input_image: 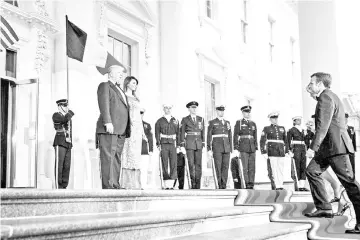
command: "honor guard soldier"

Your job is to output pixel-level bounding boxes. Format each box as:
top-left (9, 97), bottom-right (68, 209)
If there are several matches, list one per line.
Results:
top-left (155, 104), bottom-right (179, 189)
top-left (180, 101), bottom-right (205, 189)
top-left (140, 108), bottom-right (153, 189)
top-left (207, 105), bottom-right (232, 189)
top-left (233, 105), bottom-right (258, 189)
top-left (260, 111), bottom-right (289, 190)
top-left (346, 113), bottom-right (357, 174)
top-left (287, 116), bottom-right (309, 191)
top-left (52, 99), bottom-right (74, 189)
top-left (304, 115), bottom-right (315, 150)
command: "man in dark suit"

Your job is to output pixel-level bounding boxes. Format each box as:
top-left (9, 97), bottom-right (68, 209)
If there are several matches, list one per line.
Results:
top-left (345, 113), bottom-right (357, 174)
top-left (96, 64), bottom-right (130, 189)
top-left (52, 99), bottom-right (74, 189)
top-left (304, 72), bottom-right (360, 234)
top-left (180, 101), bottom-right (205, 189)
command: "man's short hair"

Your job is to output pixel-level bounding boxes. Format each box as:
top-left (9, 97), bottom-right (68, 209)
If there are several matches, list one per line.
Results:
top-left (310, 72), bottom-right (332, 88)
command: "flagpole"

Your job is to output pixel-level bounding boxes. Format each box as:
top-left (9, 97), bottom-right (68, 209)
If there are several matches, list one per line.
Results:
top-left (66, 15), bottom-right (69, 102)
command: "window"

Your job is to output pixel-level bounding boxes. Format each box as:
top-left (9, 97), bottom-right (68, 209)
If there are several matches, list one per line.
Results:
top-left (4, 0), bottom-right (18, 7)
top-left (268, 18), bottom-right (275, 63)
top-left (290, 38), bottom-right (295, 76)
top-left (5, 49), bottom-right (16, 78)
top-left (206, 0), bottom-right (213, 19)
top-left (107, 36), bottom-right (131, 75)
top-left (204, 80), bottom-right (216, 124)
top-left (241, 0), bottom-right (248, 43)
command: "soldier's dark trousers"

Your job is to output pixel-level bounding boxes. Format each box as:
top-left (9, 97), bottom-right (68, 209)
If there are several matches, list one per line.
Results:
top-left (213, 151), bottom-right (230, 189)
top-left (293, 145), bottom-right (307, 180)
top-left (176, 166), bottom-right (185, 189)
top-left (186, 149), bottom-right (202, 189)
top-left (98, 134), bottom-right (125, 189)
top-left (350, 153), bottom-right (355, 174)
top-left (306, 154), bottom-right (360, 222)
top-left (54, 146), bottom-right (71, 189)
top-left (234, 181), bottom-right (242, 189)
top-left (161, 143), bottom-right (177, 180)
top-left (240, 152), bottom-right (256, 188)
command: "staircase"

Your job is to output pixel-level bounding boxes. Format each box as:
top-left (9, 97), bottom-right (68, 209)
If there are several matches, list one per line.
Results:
top-left (0, 188), bottom-right (356, 239)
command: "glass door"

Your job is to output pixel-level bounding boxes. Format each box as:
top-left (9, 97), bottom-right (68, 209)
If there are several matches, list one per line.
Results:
top-left (7, 78), bottom-right (39, 188)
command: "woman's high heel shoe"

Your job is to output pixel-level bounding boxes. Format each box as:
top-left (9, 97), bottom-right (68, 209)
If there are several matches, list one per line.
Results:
top-left (333, 203), bottom-right (351, 216)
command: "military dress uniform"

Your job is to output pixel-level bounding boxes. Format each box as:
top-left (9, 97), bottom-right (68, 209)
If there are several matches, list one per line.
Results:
top-left (207, 107), bottom-right (232, 189)
top-left (260, 112), bottom-right (289, 190)
top-left (346, 113), bottom-right (357, 174)
top-left (52, 99), bottom-right (74, 189)
top-left (155, 115), bottom-right (179, 188)
top-left (233, 106), bottom-right (258, 189)
top-left (180, 101), bottom-right (205, 189)
top-left (287, 118), bottom-right (307, 191)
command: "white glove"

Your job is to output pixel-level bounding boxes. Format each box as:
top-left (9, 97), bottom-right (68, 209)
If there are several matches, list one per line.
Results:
top-left (176, 147), bottom-right (180, 154)
top-left (306, 149), bottom-right (315, 158)
top-left (233, 150), bottom-right (239, 157)
top-left (288, 151), bottom-right (294, 158)
top-left (262, 154), bottom-right (269, 159)
top-left (181, 147), bottom-right (186, 154)
top-left (234, 178), bottom-right (239, 183)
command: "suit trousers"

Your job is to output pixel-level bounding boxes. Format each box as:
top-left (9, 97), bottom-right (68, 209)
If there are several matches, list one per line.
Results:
top-left (161, 143), bottom-right (177, 180)
top-left (213, 151), bottom-right (230, 189)
top-left (306, 154), bottom-right (360, 222)
top-left (240, 152), bottom-right (256, 188)
top-left (54, 146), bottom-right (71, 189)
top-left (267, 156), bottom-right (285, 189)
top-left (98, 134), bottom-right (125, 189)
top-left (186, 149), bottom-right (202, 189)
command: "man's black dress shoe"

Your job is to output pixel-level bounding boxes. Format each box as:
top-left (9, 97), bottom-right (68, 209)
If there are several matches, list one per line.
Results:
top-left (276, 188), bottom-right (284, 190)
top-left (301, 188), bottom-right (310, 192)
top-left (304, 209), bottom-right (333, 218)
top-left (345, 224), bottom-right (360, 234)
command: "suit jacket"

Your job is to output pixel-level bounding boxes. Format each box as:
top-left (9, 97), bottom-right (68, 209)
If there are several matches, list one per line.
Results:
top-left (207, 118), bottom-right (232, 152)
top-left (310, 89), bottom-right (354, 158)
top-left (180, 115), bottom-right (205, 150)
top-left (96, 81), bottom-right (130, 137)
top-left (347, 126), bottom-right (357, 152)
top-left (141, 121), bottom-right (153, 155)
top-left (233, 119), bottom-right (258, 153)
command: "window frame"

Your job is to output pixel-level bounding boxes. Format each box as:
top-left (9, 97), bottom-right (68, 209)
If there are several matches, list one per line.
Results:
top-left (107, 35), bottom-right (132, 76)
top-left (240, 0), bottom-right (248, 44)
top-left (5, 49), bottom-right (17, 78)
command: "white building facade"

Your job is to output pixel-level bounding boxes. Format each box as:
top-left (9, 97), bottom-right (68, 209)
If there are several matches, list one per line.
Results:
top-left (0, 0), bottom-right (326, 189)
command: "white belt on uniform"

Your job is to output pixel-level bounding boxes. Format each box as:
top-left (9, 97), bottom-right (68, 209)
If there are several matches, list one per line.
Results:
top-left (160, 133), bottom-right (176, 139)
top-left (266, 139), bottom-right (284, 144)
top-left (212, 134), bottom-right (228, 139)
top-left (291, 140), bottom-right (305, 145)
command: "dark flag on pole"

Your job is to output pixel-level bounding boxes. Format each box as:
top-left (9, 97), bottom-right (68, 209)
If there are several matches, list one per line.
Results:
top-left (65, 16), bottom-right (125, 75)
top-left (66, 16), bottom-right (87, 62)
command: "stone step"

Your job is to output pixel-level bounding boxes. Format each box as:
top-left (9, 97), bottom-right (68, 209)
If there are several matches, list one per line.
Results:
top-left (0, 206), bottom-right (273, 240)
top-left (0, 189), bottom-right (238, 218)
top-left (167, 222), bottom-right (311, 240)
